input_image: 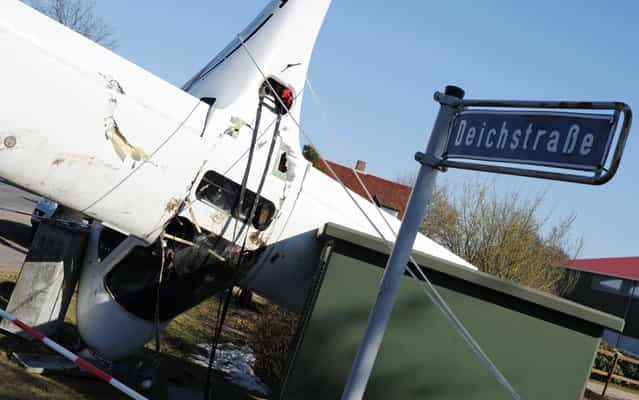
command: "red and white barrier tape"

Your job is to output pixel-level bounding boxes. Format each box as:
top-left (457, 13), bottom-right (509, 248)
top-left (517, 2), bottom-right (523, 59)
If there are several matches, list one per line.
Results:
top-left (0, 308), bottom-right (149, 400)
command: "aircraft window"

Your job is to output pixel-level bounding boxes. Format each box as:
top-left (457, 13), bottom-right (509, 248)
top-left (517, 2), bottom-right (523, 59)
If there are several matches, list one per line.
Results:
top-left (197, 180), bottom-right (236, 211)
top-left (278, 152), bottom-right (288, 173)
top-left (253, 202), bottom-right (276, 231)
top-left (196, 170), bottom-right (276, 230)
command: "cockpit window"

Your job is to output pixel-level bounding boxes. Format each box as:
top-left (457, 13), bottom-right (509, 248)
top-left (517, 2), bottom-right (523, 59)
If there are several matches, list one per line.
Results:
top-left (196, 170), bottom-right (276, 231)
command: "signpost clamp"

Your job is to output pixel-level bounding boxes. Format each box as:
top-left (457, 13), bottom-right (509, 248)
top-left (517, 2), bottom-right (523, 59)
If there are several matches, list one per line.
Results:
top-left (414, 151), bottom-right (444, 170)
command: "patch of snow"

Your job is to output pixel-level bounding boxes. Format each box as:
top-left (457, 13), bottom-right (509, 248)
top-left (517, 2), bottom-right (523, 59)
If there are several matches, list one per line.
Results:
top-left (190, 343), bottom-right (270, 396)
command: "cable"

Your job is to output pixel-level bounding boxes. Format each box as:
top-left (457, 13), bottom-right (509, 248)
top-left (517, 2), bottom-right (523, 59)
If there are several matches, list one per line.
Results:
top-left (221, 86), bottom-right (305, 177)
top-left (206, 216), bottom-right (254, 400)
top-left (81, 100), bottom-right (203, 213)
top-left (153, 233), bottom-right (166, 357)
top-left (211, 87), bottom-right (306, 253)
top-left (0, 206), bottom-right (32, 216)
top-left (246, 114), bottom-right (283, 229)
top-left (351, 170), bottom-right (522, 400)
top-left (204, 84), bottom-right (286, 399)
top-left (205, 286), bottom-right (234, 400)
top-left (233, 97), bottom-right (265, 220)
top-left (238, 36), bottom-right (521, 400)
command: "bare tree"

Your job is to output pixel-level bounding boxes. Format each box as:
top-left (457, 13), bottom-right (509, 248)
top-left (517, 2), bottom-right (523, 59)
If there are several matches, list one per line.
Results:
top-left (417, 178), bottom-right (582, 295)
top-left (23, 0), bottom-right (117, 48)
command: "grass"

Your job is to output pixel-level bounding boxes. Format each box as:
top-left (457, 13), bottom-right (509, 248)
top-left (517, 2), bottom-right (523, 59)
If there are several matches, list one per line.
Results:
top-left (0, 271), bottom-right (17, 284)
top-left (0, 271), bottom-right (133, 399)
top-left (0, 272), bottom-right (277, 400)
top-left (0, 359), bottom-right (99, 400)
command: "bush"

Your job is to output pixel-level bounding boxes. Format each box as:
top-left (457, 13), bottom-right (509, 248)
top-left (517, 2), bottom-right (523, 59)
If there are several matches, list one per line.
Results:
top-left (593, 343), bottom-right (639, 391)
top-left (302, 144), bottom-right (323, 170)
top-left (419, 179), bottom-right (582, 295)
top-left (593, 345), bottom-right (622, 380)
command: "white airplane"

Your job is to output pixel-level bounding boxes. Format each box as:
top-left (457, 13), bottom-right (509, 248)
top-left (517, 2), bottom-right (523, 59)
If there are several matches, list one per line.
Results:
top-left (0, 0), bottom-right (475, 360)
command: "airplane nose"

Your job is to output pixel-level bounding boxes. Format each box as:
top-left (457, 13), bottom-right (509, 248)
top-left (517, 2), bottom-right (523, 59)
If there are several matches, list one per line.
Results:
top-left (77, 277), bottom-right (162, 360)
top-left (75, 223), bottom-right (240, 360)
top-left (76, 226), bottom-right (163, 360)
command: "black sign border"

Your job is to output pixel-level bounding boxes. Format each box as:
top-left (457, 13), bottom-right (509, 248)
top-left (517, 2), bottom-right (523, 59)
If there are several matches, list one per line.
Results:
top-left (444, 110), bottom-right (617, 172)
top-left (426, 97), bottom-right (632, 185)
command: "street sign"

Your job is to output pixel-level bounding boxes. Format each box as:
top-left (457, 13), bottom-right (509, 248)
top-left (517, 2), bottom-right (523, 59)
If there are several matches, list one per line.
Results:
top-left (446, 110), bottom-right (616, 172)
top-left (345, 87), bottom-right (632, 400)
top-left (426, 97), bottom-right (632, 185)
top-left (343, 86), bottom-right (524, 400)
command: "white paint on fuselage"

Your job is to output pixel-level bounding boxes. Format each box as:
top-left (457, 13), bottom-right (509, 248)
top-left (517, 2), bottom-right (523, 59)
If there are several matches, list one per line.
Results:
top-left (1, 0), bottom-right (478, 359)
top-left (0, 0), bottom-right (474, 285)
top-left (0, 1), bottom-right (211, 241)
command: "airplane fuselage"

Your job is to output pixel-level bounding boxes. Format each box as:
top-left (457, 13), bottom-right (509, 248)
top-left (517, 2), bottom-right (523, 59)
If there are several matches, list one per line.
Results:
top-left (0, 0), bottom-right (475, 359)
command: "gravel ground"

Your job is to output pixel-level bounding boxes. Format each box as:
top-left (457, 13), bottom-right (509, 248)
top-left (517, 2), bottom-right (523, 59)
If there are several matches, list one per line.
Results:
top-left (587, 380), bottom-right (639, 400)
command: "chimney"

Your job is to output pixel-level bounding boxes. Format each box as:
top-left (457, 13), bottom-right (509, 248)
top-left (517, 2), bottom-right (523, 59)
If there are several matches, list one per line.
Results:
top-left (355, 160), bottom-right (366, 172)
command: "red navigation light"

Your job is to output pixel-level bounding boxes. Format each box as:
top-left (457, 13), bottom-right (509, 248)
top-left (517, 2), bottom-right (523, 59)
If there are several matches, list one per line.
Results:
top-left (262, 77), bottom-right (294, 115)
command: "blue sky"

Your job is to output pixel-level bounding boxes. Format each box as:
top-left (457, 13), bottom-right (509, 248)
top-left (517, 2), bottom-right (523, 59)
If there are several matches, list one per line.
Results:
top-left (92, 1), bottom-right (639, 258)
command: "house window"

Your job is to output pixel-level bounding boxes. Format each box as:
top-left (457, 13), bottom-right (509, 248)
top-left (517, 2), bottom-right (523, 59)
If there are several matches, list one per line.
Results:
top-left (590, 276), bottom-right (625, 295)
top-left (371, 195), bottom-right (399, 217)
top-left (381, 206), bottom-right (399, 218)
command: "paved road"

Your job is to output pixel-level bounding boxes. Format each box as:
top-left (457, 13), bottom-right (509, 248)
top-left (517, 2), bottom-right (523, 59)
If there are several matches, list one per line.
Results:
top-left (0, 180), bottom-right (39, 272)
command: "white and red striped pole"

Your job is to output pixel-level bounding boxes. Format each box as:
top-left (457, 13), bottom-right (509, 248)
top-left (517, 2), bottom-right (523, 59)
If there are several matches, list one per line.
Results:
top-left (0, 308), bottom-right (149, 400)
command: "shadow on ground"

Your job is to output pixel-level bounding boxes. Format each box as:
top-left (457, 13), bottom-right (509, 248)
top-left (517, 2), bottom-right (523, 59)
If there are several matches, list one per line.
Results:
top-left (584, 388), bottom-right (605, 399)
top-left (0, 219), bottom-right (32, 252)
top-left (0, 270), bottom-right (270, 399)
top-left (0, 329), bottom-right (254, 400)
top-left (0, 281), bottom-right (16, 308)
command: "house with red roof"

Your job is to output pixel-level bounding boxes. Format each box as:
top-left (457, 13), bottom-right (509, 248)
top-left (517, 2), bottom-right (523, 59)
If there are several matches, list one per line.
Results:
top-left (319, 160), bottom-right (412, 219)
top-left (562, 257), bottom-right (639, 356)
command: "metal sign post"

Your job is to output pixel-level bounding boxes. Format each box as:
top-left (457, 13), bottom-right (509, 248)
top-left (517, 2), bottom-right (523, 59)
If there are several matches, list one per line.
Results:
top-left (341, 86), bottom-right (465, 400)
top-left (341, 86), bottom-right (632, 400)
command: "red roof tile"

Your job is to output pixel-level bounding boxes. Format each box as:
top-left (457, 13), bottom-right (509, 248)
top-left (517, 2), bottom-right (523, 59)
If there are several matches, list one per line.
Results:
top-left (564, 257), bottom-right (639, 281)
top-left (319, 160), bottom-right (412, 219)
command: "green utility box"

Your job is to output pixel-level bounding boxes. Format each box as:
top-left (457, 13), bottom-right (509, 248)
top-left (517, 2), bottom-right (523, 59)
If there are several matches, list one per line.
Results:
top-left (280, 223), bottom-right (624, 400)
